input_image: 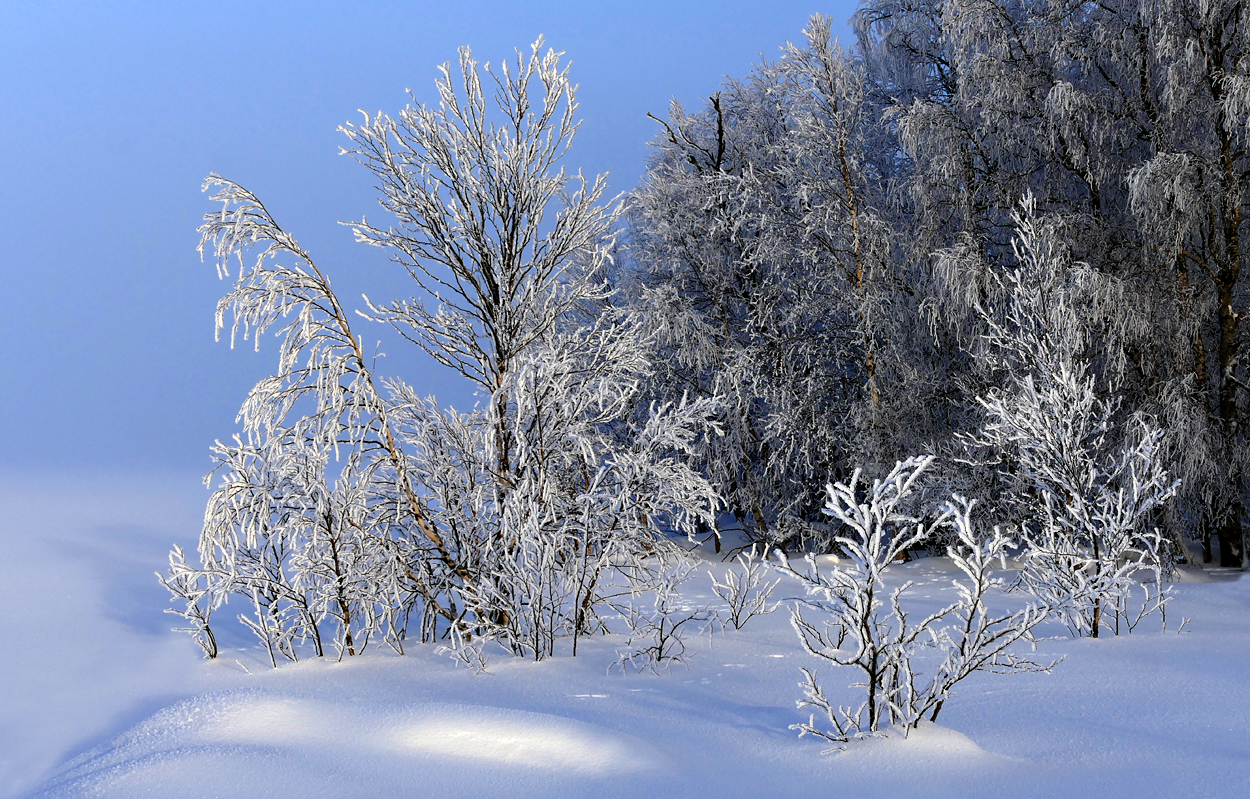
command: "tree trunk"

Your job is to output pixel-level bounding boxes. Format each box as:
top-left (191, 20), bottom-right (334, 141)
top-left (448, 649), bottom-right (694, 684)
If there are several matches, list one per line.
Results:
top-left (1214, 252), bottom-right (1243, 567)
top-left (1209, 43), bottom-right (1245, 566)
top-left (1216, 504), bottom-right (1245, 567)
top-left (1215, 276), bottom-right (1244, 566)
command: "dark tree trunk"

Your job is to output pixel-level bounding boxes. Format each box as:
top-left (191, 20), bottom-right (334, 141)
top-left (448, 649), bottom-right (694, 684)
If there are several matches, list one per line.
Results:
top-left (1215, 260), bottom-right (1243, 567)
top-left (1216, 504), bottom-right (1245, 567)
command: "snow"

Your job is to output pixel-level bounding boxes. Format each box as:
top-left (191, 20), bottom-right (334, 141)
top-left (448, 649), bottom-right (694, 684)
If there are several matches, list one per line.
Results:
top-left (4, 474), bottom-right (1250, 798)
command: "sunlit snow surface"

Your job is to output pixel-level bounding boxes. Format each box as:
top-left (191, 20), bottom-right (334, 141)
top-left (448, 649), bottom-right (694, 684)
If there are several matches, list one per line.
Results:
top-left (4, 473), bottom-right (1250, 798)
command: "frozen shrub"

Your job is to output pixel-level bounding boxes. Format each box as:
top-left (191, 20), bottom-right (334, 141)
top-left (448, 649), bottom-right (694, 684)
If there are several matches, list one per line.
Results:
top-left (711, 547), bottom-right (781, 630)
top-left (612, 559), bottom-right (719, 674)
top-left (777, 457), bottom-right (1054, 750)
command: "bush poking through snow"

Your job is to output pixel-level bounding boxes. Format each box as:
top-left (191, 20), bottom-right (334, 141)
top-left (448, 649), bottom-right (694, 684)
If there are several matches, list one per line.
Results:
top-left (612, 560), bottom-right (719, 674)
top-left (157, 545), bottom-right (218, 659)
top-left (435, 625), bottom-right (491, 674)
top-left (711, 547), bottom-right (781, 630)
top-left (777, 457), bottom-right (1055, 751)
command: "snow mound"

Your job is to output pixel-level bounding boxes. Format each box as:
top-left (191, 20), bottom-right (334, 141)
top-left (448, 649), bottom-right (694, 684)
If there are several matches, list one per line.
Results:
top-left (842, 723), bottom-right (1019, 767)
top-left (197, 694), bottom-right (666, 774)
top-left (392, 713), bottom-right (663, 773)
top-left (35, 691), bottom-right (668, 798)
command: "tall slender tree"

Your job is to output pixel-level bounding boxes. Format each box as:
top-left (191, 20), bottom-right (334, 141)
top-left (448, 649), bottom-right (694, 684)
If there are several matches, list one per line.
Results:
top-left (624, 17), bottom-right (932, 551)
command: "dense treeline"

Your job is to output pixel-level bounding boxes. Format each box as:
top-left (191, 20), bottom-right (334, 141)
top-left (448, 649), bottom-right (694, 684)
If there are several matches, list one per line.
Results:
top-left (628, 2), bottom-right (1248, 566)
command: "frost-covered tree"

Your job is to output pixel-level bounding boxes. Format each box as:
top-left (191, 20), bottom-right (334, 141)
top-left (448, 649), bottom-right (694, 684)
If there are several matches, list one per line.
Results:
top-left (1125, 0), bottom-right (1250, 566)
top-left (624, 16), bottom-right (932, 551)
top-left (950, 201), bottom-right (1179, 637)
top-left (161, 39), bottom-right (720, 665)
top-left (855, 0), bottom-right (1146, 282)
top-left (625, 56), bottom-right (799, 549)
top-left (160, 178), bottom-right (419, 664)
top-left (340, 40), bottom-right (721, 660)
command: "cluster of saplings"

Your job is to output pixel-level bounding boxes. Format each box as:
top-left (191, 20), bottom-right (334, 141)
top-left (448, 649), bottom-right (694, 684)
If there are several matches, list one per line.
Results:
top-left (161, 2), bottom-right (1247, 746)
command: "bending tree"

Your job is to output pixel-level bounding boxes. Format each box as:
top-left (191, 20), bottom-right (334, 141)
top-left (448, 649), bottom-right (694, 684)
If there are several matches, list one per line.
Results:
top-left (161, 39), bottom-right (719, 664)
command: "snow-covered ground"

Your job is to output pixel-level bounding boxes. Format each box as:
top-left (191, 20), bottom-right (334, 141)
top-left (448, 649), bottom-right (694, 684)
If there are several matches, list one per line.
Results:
top-left (4, 473), bottom-right (1249, 798)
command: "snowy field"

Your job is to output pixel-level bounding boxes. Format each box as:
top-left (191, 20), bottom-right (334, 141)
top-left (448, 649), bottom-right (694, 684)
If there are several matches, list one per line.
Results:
top-left (3, 472), bottom-right (1249, 799)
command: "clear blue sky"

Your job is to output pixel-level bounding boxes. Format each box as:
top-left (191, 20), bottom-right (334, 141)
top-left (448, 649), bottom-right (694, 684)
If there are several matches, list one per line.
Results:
top-left (0, 0), bottom-right (857, 473)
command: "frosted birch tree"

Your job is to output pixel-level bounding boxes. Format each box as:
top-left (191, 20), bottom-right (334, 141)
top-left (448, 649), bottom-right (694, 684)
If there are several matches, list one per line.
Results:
top-left (624, 16), bottom-right (930, 552)
top-left (625, 59), bottom-right (797, 549)
top-left (948, 201), bottom-right (1179, 637)
top-left (161, 39), bottom-right (721, 665)
top-left (1125, 0), bottom-right (1250, 566)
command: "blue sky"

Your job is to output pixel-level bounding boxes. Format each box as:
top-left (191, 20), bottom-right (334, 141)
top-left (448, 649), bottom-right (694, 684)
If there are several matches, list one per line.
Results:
top-left (0, 1), bottom-right (856, 473)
